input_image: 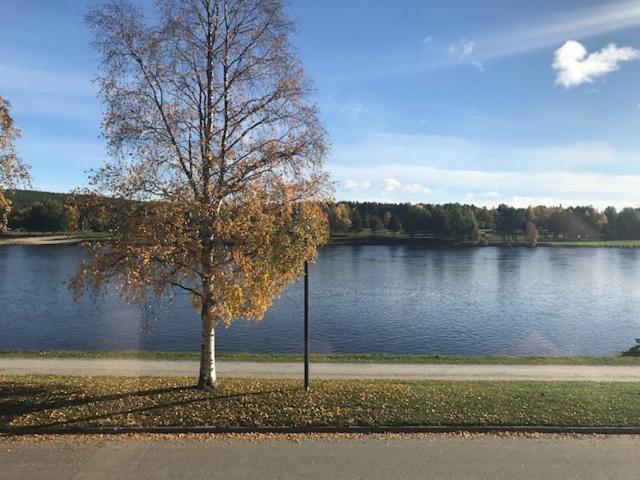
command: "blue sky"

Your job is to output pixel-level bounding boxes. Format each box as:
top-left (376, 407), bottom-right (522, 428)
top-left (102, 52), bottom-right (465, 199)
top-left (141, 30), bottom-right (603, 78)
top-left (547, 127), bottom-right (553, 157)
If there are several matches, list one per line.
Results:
top-left (2, 0), bottom-right (640, 208)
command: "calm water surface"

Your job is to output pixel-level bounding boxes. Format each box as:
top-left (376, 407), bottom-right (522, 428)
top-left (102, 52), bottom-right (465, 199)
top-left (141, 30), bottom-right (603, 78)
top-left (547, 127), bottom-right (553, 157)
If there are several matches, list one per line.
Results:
top-left (1, 245), bottom-right (640, 355)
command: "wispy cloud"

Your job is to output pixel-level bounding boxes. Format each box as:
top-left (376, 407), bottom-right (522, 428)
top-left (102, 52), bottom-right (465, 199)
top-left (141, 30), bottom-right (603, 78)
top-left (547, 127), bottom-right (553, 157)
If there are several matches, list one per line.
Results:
top-left (0, 63), bottom-right (99, 121)
top-left (332, 162), bottom-right (640, 207)
top-left (479, 0), bottom-right (640, 60)
top-left (479, 191), bottom-right (501, 198)
top-left (448, 38), bottom-right (484, 71)
top-left (0, 64), bottom-right (95, 98)
top-left (470, 60), bottom-right (485, 72)
top-left (329, 132), bottom-right (640, 207)
top-left (332, 132), bottom-right (633, 173)
top-left (338, 100), bottom-right (370, 123)
top-left (552, 40), bottom-right (640, 88)
top-left (339, 0), bottom-right (640, 80)
top-left (448, 38), bottom-right (475, 59)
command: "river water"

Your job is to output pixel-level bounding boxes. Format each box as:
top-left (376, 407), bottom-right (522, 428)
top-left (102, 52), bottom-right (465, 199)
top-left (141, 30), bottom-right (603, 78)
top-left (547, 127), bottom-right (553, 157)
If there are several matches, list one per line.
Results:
top-left (1, 244), bottom-right (639, 355)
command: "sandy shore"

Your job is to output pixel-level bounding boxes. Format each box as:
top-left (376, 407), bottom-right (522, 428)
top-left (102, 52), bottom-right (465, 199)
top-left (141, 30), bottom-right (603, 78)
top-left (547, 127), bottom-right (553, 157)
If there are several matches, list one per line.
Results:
top-left (0, 235), bottom-right (83, 245)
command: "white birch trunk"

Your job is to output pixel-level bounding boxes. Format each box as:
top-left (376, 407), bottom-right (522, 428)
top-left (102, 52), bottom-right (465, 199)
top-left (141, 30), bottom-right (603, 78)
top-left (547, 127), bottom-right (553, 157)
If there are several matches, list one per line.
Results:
top-left (198, 319), bottom-right (217, 388)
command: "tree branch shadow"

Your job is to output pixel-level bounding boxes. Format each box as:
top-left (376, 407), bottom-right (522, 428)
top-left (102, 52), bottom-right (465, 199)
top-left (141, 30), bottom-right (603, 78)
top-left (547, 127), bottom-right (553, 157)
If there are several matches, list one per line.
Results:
top-left (1, 381), bottom-right (299, 429)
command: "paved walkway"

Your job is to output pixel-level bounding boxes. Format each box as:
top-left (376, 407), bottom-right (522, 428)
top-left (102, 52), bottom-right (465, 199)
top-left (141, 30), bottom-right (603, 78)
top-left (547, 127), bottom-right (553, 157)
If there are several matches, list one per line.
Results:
top-left (2, 435), bottom-right (640, 479)
top-left (1, 357), bottom-right (640, 381)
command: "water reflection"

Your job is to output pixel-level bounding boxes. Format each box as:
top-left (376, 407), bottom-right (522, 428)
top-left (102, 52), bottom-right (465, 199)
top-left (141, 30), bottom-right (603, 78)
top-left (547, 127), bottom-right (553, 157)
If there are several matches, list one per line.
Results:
top-left (1, 244), bottom-right (639, 355)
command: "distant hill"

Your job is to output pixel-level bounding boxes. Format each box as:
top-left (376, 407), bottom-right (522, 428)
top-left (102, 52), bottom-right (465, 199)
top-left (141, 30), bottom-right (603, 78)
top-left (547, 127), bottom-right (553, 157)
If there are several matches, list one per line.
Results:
top-left (4, 189), bottom-right (69, 210)
top-left (2, 190), bottom-right (74, 233)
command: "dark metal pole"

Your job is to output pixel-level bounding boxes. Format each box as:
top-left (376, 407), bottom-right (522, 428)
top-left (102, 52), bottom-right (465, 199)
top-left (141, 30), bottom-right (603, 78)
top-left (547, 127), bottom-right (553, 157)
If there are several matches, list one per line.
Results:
top-left (304, 260), bottom-right (309, 391)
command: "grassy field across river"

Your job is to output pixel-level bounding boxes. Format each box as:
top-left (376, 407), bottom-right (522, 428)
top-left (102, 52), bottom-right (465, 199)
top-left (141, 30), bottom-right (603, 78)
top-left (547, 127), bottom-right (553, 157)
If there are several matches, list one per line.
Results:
top-left (330, 232), bottom-right (640, 248)
top-left (2, 350), bottom-right (640, 365)
top-left (4, 231), bottom-right (640, 248)
top-left (2, 375), bottom-right (640, 430)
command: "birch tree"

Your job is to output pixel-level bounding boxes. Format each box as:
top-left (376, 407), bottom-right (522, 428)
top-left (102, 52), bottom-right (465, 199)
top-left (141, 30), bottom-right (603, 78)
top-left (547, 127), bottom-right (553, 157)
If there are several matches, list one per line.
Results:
top-left (0, 96), bottom-right (31, 231)
top-left (73, 0), bottom-right (331, 388)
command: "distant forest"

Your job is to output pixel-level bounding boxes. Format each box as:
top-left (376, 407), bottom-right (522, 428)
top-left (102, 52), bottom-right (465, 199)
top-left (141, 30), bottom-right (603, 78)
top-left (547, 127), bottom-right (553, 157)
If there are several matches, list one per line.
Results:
top-left (328, 202), bottom-right (639, 242)
top-left (3, 190), bottom-right (77, 233)
top-left (2, 190), bottom-right (113, 233)
top-left (3, 190), bottom-right (640, 242)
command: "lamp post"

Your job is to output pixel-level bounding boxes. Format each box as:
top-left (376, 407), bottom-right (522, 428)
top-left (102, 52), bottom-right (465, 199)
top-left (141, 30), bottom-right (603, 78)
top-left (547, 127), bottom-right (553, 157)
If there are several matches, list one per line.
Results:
top-left (304, 260), bottom-right (309, 391)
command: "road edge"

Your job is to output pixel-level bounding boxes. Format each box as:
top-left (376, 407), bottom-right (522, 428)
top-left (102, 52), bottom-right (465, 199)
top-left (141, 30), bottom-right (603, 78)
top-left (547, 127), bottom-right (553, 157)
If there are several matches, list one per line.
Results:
top-left (3, 425), bottom-right (640, 436)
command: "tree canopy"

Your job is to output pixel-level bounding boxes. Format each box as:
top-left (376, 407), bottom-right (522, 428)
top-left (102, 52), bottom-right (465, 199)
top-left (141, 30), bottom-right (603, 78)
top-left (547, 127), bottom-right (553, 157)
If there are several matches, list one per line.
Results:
top-left (0, 96), bottom-right (31, 231)
top-left (72, 0), bottom-right (331, 388)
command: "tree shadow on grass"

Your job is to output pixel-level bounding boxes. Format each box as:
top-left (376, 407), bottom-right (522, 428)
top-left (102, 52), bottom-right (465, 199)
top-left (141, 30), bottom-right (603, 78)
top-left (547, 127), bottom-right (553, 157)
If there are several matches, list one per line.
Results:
top-left (0, 381), bottom-right (196, 417)
top-left (0, 380), bottom-right (298, 429)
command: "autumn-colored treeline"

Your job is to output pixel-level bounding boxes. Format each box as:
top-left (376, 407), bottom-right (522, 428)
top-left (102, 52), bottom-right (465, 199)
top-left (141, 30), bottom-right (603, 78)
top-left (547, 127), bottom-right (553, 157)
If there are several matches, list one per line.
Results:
top-left (5, 190), bottom-right (640, 243)
top-left (329, 202), bottom-right (480, 240)
top-left (328, 202), bottom-right (640, 242)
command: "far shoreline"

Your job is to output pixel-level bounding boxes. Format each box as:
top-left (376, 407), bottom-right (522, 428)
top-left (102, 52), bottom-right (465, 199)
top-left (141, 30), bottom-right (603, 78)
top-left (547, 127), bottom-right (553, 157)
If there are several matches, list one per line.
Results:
top-left (3, 233), bottom-right (640, 248)
top-left (330, 235), bottom-right (640, 248)
top-left (2, 350), bottom-right (639, 365)
top-left (0, 235), bottom-right (84, 246)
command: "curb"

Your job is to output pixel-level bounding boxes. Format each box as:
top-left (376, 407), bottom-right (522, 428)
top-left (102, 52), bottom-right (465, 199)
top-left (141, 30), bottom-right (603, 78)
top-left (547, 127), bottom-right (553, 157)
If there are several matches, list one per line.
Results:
top-left (3, 425), bottom-right (640, 436)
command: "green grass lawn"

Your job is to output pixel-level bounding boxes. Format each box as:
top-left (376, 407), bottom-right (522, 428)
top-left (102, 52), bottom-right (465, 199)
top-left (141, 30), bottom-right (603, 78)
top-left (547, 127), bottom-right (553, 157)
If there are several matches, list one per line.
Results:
top-left (2, 350), bottom-right (640, 365)
top-left (328, 231), bottom-right (640, 248)
top-left (2, 375), bottom-right (640, 430)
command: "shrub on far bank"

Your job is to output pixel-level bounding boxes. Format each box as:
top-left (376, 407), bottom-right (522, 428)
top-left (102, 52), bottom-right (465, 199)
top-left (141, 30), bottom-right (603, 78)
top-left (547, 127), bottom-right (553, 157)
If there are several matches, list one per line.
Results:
top-left (621, 339), bottom-right (640, 357)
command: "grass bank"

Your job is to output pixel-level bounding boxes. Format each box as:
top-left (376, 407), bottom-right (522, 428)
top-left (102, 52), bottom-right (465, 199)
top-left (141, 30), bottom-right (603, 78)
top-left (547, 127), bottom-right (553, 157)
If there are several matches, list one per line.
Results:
top-left (328, 232), bottom-right (640, 248)
top-left (541, 240), bottom-right (640, 248)
top-left (1, 350), bottom-right (639, 365)
top-left (3, 232), bottom-right (639, 248)
top-left (2, 375), bottom-right (640, 430)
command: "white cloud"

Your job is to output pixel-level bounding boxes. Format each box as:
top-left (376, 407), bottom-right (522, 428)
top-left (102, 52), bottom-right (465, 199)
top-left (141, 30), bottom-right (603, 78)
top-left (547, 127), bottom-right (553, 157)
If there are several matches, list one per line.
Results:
top-left (553, 40), bottom-right (640, 88)
top-left (422, 35), bottom-right (433, 44)
top-left (402, 183), bottom-right (431, 194)
top-left (381, 178), bottom-right (430, 195)
top-left (382, 178), bottom-right (402, 191)
top-left (344, 179), bottom-right (371, 191)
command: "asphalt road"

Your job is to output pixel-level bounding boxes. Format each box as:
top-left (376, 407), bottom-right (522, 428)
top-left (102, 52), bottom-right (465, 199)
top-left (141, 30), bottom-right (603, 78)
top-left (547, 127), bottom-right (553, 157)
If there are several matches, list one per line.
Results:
top-left (1, 435), bottom-right (639, 479)
top-left (2, 357), bottom-right (640, 381)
